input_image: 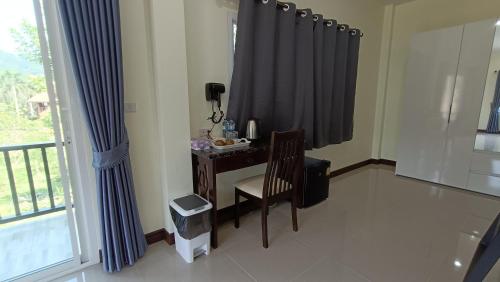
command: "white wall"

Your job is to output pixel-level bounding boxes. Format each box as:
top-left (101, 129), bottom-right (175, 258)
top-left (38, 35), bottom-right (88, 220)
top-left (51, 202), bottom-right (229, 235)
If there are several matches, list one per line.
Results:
top-left (120, 0), bottom-right (193, 234)
top-left (478, 30), bottom-right (500, 130)
top-left (375, 0), bottom-right (500, 160)
top-left (120, 0), bottom-right (164, 233)
top-left (184, 0), bottom-right (386, 208)
top-left (148, 0), bottom-right (193, 233)
top-left (101, 0), bottom-right (500, 234)
top-left (118, 0), bottom-right (401, 232)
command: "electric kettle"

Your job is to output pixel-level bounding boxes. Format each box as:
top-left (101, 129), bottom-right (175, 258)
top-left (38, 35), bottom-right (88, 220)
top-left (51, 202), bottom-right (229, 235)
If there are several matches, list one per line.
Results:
top-left (245, 118), bottom-right (260, 140)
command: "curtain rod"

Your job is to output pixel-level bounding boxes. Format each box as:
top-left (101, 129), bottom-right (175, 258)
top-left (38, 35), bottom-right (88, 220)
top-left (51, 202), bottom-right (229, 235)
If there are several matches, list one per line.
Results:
top-left (261, 0), bottom-right (363, 37)
top-left (275, 1), bottom-right (308, 17)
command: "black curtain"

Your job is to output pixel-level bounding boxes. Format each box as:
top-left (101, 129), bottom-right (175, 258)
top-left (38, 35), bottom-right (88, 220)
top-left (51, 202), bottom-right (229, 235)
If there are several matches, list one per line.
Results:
top-left (227, 0), bottom-right (362, 149)
top-left (343, 28), bottom-right (361, 141)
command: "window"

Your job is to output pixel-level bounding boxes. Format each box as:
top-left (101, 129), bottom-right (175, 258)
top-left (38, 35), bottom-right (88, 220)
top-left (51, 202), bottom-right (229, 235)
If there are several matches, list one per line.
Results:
top-left (228, 12), bottom-right (237, 77)
top-left (232, 16), bottom-right (237, 53)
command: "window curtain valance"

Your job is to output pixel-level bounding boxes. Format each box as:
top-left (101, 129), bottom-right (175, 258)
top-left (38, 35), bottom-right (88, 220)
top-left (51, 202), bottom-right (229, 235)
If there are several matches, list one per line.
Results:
top-left (227, 0), bottom-right (362, 149)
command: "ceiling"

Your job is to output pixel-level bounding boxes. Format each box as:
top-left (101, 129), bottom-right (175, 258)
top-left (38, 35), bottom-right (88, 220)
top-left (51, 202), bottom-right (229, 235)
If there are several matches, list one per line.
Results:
top-left (381, 0), bottom-right (415, 4)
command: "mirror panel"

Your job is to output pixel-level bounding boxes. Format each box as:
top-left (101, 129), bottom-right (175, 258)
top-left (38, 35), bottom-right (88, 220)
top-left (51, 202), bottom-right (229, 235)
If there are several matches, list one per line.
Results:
top-left (474, 22), bottom-right (500, 152)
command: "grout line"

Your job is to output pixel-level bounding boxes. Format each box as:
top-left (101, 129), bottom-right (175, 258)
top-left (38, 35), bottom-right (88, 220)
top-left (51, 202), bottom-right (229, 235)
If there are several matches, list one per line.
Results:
top-left (225, 253), bottom-right (258, 282)
top-left (334, 260), bottom-right (373, 282)
top-left (288, 254), bottom-right (329, 282)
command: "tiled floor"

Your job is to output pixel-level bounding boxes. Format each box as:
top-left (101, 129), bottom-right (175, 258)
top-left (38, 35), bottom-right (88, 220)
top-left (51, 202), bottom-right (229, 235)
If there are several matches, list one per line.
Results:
top-left (54, 165), bottom-right (500, 282)
top-left (0, 212), bottom-right (73, 281)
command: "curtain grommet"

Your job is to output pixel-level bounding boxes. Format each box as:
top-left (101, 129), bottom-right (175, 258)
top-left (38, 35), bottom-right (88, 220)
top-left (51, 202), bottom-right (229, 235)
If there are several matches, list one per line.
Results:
top-left (326, 20), bottom-right (333, 27)
top-left (339, 25), bottom-right (346, 31)
top-left (299, 10), bottom-right (307, 18)
top-left (262, 0), bottom-right (269, 4)
top-left (313, 15), bottom-right (319, 21)
top-left (282, 3), bottom-right (290, 11)
top-left (351, 30), bottom-right (357, 36)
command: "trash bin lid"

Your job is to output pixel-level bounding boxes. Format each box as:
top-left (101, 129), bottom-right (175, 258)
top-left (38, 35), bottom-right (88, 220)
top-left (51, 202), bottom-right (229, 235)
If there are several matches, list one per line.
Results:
top-left (170, 194), bottom-right (212, 217)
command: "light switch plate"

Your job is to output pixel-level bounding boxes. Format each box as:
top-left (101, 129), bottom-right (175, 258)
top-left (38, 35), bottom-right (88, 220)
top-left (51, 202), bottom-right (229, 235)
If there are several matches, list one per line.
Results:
top-left (124, 102), bottom-right (136, 113)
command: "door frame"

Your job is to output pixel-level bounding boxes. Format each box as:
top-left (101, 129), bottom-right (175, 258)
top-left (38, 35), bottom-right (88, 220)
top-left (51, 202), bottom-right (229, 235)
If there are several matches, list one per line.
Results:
top-left (13, 0), bottom-right (101, 281)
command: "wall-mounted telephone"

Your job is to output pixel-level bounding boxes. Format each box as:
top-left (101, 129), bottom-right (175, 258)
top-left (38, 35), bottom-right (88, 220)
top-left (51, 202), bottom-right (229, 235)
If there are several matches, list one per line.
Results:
top-left (205, 83), bottom-right (225, 124)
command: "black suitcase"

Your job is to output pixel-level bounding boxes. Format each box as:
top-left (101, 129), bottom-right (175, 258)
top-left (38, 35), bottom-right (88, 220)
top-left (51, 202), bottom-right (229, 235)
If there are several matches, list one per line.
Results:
top-left (300, 157), bottom-right (331, 208)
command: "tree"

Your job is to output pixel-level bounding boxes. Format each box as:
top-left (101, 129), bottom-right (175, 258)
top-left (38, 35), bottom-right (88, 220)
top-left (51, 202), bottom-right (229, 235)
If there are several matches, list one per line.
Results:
top-left (1, 20), bottom-right (48, 118)
top-left (9, 20), bottom-right (42, 65)
top-left (0, 71), bottom-right (37, 116)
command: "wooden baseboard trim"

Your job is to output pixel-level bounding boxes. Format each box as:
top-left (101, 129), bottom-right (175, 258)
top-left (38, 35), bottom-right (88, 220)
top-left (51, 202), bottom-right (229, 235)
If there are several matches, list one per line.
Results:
top-left (370, 158), bottom-right (397, 166)
top-left (329, 158), bottom-right (396, 178)
top-left (477, 129), bottom-right (500, 134)
top-left (145, 228), bottom-right (166, 244)
top-left (165, 232), bottom-right (175, 245)
top-left (329, 159), bottom-right (372, 177)
top-left (145, 228), bottom-right (175, 245)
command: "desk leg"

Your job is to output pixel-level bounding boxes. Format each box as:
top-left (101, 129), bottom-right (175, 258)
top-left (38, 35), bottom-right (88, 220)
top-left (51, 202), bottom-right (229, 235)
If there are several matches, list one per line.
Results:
top-left (194, 157), bottom-right (218, 248)
top-left (208, 161), bottom-right (218, 249)
top-left (191, 155), bottom-right (199, 194)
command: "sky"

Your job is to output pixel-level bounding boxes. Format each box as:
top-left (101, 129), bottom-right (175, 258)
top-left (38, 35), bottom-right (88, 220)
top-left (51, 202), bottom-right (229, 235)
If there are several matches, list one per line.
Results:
top-left (0, 0), bottom-right (37, 53)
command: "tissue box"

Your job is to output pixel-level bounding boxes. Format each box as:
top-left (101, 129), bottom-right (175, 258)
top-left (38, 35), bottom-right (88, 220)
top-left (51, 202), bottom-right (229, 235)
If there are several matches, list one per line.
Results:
top-left (191, 139), bottom-right (211, 150)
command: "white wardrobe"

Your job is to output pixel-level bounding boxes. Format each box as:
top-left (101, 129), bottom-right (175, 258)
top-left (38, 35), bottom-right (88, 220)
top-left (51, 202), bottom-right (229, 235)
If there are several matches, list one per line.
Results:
top-left (396, 19), bottom-right (499, 196)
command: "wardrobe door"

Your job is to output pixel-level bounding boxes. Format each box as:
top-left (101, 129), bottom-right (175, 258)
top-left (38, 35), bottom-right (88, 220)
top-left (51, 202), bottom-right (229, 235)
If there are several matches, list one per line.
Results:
top-left (396, 26), bottom-right (463, 184)
top-left (441, 19), bottom-right (496, 188)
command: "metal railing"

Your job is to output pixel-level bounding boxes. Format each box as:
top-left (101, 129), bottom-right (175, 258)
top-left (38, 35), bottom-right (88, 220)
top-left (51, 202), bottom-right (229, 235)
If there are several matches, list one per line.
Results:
top-left (0, 142), bottom-right (65, 224)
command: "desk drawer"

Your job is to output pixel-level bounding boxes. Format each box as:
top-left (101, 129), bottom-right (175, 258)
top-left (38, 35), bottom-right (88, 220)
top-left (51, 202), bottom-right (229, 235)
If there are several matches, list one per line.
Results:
top-left (215, 150), bottom-right (268, 173)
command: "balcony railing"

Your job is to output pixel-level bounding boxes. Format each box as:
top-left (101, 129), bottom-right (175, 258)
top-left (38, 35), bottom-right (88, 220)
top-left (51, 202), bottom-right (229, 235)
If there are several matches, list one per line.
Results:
top-left (0, 142), bottom-right (65, 224)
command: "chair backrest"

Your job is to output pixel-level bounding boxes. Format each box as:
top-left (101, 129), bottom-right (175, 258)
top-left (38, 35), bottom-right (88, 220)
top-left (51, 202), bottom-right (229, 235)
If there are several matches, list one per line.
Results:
top-left (262, 130), bottom-right (304, 202)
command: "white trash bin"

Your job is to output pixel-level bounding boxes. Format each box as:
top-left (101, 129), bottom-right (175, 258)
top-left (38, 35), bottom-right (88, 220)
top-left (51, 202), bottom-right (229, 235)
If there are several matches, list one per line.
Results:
top-left (169, 194), bottom-right (212, 263)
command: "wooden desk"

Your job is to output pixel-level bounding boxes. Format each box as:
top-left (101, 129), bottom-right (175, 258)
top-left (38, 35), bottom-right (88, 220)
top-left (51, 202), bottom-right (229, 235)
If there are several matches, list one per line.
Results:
top-left (191, 142), bottom-right (269, 248)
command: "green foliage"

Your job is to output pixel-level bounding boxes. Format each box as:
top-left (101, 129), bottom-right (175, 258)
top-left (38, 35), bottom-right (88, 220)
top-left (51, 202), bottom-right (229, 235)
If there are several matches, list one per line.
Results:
top-left (0, 16), bottom-right (64, 220)
top-left (9, 20), bottom-right (42, 65)
top-left (0, 70), bottom-right (46, 118)
top-left (27, 75), bottom-right (46, 93)
top-left (1, 19), bottom-right (47, 119)
top-left (0, 50), bottom-right (43, 75)
top-left (0, 103), bottom-right (54, 145)
top-left (0, 107), bottom-right (64, 218)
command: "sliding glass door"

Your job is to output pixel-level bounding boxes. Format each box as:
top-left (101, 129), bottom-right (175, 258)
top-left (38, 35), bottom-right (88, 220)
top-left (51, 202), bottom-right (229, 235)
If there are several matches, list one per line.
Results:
top-left (0, 0), bottom-right (93, 280)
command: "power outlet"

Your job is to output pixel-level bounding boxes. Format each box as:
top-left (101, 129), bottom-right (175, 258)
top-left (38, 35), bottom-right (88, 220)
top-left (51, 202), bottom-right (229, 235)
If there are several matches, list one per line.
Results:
top-left (124, 102), bottom-right (136, 113)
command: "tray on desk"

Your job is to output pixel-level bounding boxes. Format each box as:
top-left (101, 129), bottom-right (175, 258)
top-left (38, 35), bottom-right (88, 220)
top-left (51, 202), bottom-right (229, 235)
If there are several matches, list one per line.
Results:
top-left (211, 138), bottom-right (251, 151)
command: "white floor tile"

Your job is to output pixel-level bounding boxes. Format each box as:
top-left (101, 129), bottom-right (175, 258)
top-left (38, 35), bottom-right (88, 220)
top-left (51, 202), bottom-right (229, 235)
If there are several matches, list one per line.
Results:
top-left (53, 165), bottom-right (500, 282)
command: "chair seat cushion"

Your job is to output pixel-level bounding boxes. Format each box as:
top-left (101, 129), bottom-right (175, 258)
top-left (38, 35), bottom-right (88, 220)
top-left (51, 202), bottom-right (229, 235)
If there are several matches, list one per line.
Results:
top-left (235, 175), bottom-right (265, 198)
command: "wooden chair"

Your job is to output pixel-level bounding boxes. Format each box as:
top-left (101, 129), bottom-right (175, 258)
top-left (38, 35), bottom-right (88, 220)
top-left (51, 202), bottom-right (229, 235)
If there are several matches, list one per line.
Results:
top-left (234, 130), bottom-right (304, 248)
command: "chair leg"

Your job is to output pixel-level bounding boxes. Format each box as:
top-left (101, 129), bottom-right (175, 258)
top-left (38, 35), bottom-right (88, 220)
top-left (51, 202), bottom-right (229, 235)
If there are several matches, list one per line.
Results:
top-left (262, 205), bottom-right (269, 248)
top-left (291, 194), bottom-right (298, 232)
top-left (234, 189), bottom-right (240, 228)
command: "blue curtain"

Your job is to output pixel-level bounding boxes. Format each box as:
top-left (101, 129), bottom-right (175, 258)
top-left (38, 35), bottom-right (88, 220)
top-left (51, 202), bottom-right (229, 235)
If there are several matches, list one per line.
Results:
top-left (58, 0), bottom-right (147, 272)
top-left (486, 72), bottom-right (500, 133)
